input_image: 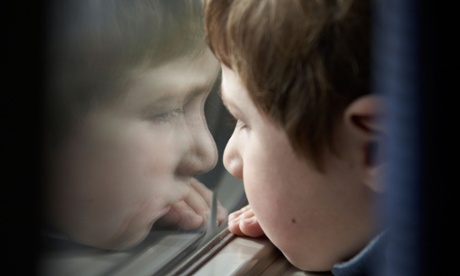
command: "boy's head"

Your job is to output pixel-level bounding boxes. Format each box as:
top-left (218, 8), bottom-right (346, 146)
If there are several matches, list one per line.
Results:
top-left (205, 0), bottom-right (384, 271)
top-left (45, 0), bottom-right (209, 151)
top-left (205, 0), bottom-right (370, 168)
top-left (43, 0), bottom-right (220, 250)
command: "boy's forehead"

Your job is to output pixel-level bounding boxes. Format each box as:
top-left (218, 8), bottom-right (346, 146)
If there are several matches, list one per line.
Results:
top-left (110, 54), bottom-right (219, 112)
top-left (142, 54), bottom-right (218, 94)
top-left (220, 65), bottom-right (245, 102)
top-left (219, 65), bottom-right (255, 117)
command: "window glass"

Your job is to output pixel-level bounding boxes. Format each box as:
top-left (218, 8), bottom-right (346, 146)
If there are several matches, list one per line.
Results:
top-left (40, 0), bottom-right (245, 274)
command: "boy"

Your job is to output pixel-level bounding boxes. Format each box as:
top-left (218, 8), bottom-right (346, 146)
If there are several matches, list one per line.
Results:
top-left (42, 0), bottom-right (227, 251)
top-left (204, 0), bottom-right (386, 274)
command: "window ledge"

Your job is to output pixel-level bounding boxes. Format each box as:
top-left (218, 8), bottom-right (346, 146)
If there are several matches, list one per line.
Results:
top-left (168, 228), bottom-right (330, 276)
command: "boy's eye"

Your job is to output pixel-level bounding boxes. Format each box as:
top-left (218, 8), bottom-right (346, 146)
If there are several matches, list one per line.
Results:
top-left (226, 113), bottom-right (247, 130)
top-left (226, 113), bottom-right (237, 128)
top-left (236, 120), bottom-right (247, 130)
top-left (151, 108), bottom-right (184, 123)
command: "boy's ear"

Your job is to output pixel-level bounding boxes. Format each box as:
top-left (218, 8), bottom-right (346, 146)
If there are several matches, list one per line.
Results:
top-left (344, 94), bottom-right (385, 193)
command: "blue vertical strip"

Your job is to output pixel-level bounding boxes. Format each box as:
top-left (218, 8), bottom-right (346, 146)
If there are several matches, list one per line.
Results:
top-left (372, 0), bottom-right (423, 275)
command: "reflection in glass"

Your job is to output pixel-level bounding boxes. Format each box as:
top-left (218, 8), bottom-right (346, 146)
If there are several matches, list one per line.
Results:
top-left (40, 0), bottom-right (245, 274)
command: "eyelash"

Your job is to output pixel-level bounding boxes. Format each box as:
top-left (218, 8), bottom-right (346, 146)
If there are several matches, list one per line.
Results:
top-left (152, 108), bottom-right (184, 123)
top-left (227, 114), bottom-right (237, 128)
top-left (227, 113), bottom-right (247, 130)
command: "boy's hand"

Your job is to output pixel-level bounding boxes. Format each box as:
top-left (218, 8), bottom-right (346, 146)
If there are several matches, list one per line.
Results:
top-left (228, 205), bottom-right (265, 237)
top-left (157, 178), bottom-right (228, 230)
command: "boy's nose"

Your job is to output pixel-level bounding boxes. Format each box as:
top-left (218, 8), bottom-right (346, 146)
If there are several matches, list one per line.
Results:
top-left (177, 115), bottom-right (218, 176)
top-left (223, 134), bottom-right (243, 179)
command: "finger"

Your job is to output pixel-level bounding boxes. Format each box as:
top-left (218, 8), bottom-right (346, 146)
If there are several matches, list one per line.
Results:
top-left (183, 181), bottom-right (210, 217)
top-left (186, 179), bottom-right (228, 221)
top-left (156, 201), bottom-right (204, 230)
top-left (187, 178), bottom-right (228, 225)
top-left (228, 205), bottom-right (251, 221)
top-left (239, 215), bottom-right (264, 237)
top-left (228, 207), bottom-right (248, 236)
top-left (216, 203), bottom-right (228, 226)
top-left (227, 206), bottom-right (264, 237)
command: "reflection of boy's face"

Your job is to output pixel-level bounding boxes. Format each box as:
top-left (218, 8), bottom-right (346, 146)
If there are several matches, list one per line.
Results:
top-left (47, 50), bottom-right (219, 250)
top-left (220, 65), bottom-right (376, 271)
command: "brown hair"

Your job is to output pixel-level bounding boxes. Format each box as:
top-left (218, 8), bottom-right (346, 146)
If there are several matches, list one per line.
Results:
top-left (205, 0), bottom-right (370, 169)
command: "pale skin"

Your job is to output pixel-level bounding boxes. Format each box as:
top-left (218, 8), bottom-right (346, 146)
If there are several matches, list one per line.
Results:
top-left (45, 50), bottom-right (227, 250)
top-left (220, 65), bottom-right (384, 271)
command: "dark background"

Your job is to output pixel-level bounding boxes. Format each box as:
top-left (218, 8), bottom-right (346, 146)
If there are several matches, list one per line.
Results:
top-left (2, 2), bottom-right (44, 274)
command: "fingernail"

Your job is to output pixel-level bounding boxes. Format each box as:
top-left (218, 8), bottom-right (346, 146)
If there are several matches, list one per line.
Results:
top-left (242, 211), bottom-right (252, 219)
top-left (228, 213), bottom-right (238, 221)
top-left (228, 217), bottom-right (238, 226)
top-left (242, 217), bottom-right (256, 225)
top-left (184, 210), bottom-right (204, 227)
top-left (194, 214), bottom-right (205, 225)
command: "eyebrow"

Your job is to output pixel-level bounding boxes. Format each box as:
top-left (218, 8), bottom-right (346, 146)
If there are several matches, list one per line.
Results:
top-left (153, 81), bottom-right (215, 106)
top-left (185, 82), bottom-right (215, 101)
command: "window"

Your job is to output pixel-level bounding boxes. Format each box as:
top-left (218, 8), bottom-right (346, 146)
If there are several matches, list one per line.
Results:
top-left (39, 1), bottom-right (247, 275)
